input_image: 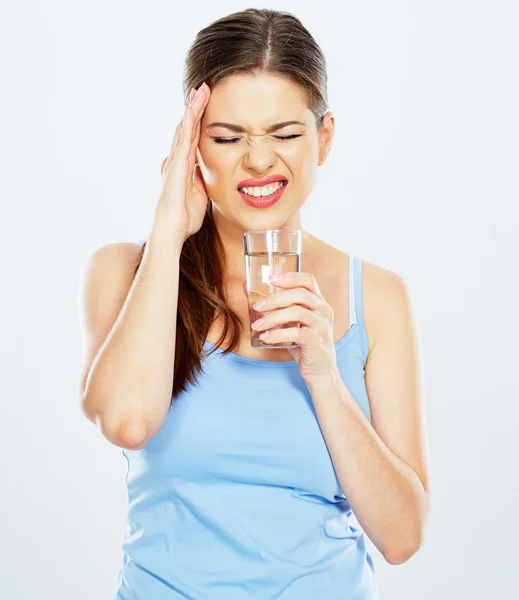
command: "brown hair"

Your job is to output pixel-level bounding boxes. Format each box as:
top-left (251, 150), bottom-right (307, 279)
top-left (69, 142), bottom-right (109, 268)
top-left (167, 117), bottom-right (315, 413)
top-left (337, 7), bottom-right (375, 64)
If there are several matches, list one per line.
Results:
top-left (135, 8), bottom-right (329, 403)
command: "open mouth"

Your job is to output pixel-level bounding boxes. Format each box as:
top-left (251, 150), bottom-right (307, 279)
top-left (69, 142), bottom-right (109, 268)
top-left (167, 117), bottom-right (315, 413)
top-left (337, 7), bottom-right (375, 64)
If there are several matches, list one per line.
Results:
top-left (238, 181), bottom-right (288, 208)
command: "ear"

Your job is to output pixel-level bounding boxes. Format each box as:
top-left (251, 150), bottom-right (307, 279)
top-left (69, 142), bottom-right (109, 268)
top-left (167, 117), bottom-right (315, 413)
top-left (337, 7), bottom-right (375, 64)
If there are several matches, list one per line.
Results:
top-left (319, 111), bottom-right (335, 162)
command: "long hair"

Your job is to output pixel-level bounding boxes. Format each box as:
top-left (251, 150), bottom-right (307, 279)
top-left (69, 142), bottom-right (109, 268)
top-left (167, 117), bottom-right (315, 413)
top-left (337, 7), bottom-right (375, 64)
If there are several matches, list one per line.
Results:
top-left (134, 8), bottom-right (329, 402)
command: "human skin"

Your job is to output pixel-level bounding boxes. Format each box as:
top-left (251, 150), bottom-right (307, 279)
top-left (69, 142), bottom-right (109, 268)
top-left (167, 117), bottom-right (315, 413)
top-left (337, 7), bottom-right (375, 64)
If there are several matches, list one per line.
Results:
top-left (194, 72), bottom-right (335, 282)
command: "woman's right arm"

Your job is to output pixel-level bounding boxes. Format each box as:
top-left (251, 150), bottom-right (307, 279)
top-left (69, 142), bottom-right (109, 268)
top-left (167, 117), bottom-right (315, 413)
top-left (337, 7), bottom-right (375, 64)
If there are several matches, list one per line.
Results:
top-left (79, 82), bottom-right (211, 450)
top-left (79, 217), bottom-right (184, 450)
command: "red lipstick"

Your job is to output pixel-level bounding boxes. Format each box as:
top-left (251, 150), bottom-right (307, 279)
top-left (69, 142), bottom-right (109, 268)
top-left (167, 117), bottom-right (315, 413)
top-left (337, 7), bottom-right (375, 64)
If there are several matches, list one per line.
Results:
top-left (237, 174), bottom-right (288, 189)
top-left (238, 181), bottom-right (288, 208)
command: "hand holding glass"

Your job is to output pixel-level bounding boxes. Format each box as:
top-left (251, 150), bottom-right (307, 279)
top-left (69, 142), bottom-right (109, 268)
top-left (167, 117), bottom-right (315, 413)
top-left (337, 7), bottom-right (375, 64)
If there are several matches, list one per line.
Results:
top-left (243, 229), bottom-right (303, 349)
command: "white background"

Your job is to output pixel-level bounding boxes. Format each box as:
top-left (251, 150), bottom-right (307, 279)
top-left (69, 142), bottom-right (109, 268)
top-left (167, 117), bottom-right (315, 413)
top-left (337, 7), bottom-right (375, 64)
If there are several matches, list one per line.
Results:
top-left (1, 1), bottom-right (518, 598)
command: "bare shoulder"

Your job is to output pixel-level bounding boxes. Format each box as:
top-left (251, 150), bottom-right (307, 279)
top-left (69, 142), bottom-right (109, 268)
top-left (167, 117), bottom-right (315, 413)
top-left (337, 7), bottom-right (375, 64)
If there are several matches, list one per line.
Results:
top-left (88, 241), bottom-right (144, 267)
top-left (85, 241), bottom-right (146, 285)
top-left (322, 243), bottom-right (408, 358)
top-left (360, 257), bottom-right (415, 361)
top-left (360, 255), bottom-right (406, 301)
top-left (79, 240), bottom-right (145, 322)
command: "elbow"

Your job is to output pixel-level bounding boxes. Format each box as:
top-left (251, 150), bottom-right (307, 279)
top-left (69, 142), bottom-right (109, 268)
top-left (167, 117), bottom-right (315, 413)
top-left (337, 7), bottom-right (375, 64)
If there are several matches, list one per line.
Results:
top-left (384, 490), bottom-right (429, 565)
top-left (81, 398), bottom-right (149, 450)
top-left (383, 531), bottom-right (425, 565)
top-left (384, 547), bottom-right (416, 565)
top-left (105, 417), bottom-right (149, 450)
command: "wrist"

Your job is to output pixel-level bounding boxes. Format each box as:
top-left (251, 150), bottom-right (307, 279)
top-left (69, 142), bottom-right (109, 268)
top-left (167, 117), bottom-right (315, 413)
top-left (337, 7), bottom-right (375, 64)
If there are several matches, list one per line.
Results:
top-left (150, 212), bottom-right (186, 256)
top-left (304, 368), bottom-right (341, 394)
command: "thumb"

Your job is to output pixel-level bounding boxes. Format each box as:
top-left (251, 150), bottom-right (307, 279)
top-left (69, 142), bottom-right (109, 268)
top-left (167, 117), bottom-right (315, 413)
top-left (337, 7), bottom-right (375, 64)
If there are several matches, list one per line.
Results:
top-left (193, 163), bottom-right (208, 194)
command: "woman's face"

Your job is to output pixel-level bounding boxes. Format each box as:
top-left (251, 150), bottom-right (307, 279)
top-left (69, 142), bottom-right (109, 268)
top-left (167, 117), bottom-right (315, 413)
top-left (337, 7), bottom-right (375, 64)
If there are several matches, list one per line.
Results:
top-left (196, 73), bottom-right (334, 230)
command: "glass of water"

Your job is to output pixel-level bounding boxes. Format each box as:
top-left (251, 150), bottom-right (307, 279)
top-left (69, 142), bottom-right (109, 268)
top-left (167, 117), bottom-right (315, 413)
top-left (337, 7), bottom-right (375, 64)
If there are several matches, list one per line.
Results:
top-left (243, 229), bottom-right (303, 349)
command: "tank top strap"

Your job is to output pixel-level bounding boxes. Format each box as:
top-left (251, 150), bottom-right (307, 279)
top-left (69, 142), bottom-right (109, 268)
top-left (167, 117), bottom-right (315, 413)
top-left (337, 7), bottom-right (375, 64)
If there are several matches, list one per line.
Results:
top-left (350, 254), bottom-right (369, 358)
top-left (350, 254), bottom-right (366, 326)
top-left (349, 254), bottom-right (357, 329)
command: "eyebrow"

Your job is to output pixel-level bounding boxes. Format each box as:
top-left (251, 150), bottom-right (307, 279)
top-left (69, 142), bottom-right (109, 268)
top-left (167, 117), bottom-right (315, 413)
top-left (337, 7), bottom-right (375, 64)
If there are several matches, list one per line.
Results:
top-left (206, 120), bottom-right (307, 133)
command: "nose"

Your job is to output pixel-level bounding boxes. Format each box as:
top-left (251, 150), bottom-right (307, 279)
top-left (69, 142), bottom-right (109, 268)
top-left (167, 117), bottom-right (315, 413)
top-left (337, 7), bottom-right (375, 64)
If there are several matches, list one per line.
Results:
top-left (243, 135), bottom-right (276, 172)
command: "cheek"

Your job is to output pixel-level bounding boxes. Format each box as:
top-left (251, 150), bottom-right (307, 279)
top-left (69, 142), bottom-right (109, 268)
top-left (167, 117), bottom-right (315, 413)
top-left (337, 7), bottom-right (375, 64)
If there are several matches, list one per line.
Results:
top-left (280, 139), bottom-right (315, 166)
top-left (291, 158), bottom-right (318, 197)
top-left (198, 142), bottom-right (237, 172)
top-left (196, 150), bottom-right (233, 190)
top-left (288, 150), bottom-right (317, 183)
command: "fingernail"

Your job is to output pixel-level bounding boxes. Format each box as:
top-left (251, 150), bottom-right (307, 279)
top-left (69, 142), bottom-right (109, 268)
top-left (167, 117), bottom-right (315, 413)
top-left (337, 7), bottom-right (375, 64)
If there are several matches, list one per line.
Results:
top-left (269, 274), bottom-right (282, 282)
top-left (194, 85), bottom-right (204, 101)
top-left (253, 299), bottom-right (266, 309)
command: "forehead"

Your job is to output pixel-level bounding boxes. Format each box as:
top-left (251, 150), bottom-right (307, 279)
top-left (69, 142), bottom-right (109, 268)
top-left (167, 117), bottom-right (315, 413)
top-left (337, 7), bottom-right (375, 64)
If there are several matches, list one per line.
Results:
top-left (203, 73), bottom-right (311, 131)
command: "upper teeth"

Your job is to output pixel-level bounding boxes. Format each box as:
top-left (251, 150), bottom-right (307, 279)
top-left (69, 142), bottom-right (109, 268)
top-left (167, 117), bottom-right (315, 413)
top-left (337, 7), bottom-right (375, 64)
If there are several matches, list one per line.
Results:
top-left (239, 181), bottom-right (285, 197)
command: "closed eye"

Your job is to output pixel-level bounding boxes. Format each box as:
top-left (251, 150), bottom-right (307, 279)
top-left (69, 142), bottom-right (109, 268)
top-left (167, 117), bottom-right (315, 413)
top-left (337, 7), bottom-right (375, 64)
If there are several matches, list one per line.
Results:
top-left (212, 134), bottom-right (302, 145)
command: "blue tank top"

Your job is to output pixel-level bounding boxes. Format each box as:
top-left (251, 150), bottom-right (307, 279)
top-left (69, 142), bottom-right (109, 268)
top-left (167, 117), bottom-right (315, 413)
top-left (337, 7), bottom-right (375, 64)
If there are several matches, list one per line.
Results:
top-left (112, 242), bottom-right (378, 599)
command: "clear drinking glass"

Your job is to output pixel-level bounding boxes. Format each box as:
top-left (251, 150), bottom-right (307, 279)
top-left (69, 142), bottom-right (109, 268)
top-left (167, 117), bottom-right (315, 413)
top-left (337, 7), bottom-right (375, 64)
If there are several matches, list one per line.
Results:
top-left (243, 229), bottom-right (303, 349)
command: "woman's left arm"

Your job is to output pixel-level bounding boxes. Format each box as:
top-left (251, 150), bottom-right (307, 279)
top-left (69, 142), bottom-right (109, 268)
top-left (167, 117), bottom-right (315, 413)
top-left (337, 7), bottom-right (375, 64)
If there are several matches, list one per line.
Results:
top-left (306, 269), bottom-right (431, 566)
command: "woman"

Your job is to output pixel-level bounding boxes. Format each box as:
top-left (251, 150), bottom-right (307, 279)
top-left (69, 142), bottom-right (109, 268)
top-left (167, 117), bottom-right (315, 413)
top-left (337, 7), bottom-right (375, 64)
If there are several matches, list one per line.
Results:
top-left (79, 8), bottom-right (431, 599)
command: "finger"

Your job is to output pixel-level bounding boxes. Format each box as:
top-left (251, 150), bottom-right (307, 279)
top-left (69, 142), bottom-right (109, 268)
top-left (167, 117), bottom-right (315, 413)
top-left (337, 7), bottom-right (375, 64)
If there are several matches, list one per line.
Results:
top-left (163, 88), bottom-right (200, 176)
top-left (190, 86), bottom-right (209, 143)
top-left (254, 287), bottom-right (321, 312)
top-left (188, 87), bottom-right (210, 165)
top-left (258, 325), bottom-right (316, 347)
top-left (252, 305), bottom-right (319, 332)
top-left (192, 163), bottom-right (208, 195)
top-left (268, 272), bottom-right (324, 299)
top-left (188, 103), bottom-right (205, 164)
top-left (163, 84), bottom-right (209, 177)
top-left (161, 117), bottom-right (184, 175)
top-left (188, 120), bottom-right (201, 168)
top-left (171, 104), bottom-right (192, 171)
top-left (191, 105), bottom-right (201, 144)
top-left (160, 156), bottom-right (167, 176)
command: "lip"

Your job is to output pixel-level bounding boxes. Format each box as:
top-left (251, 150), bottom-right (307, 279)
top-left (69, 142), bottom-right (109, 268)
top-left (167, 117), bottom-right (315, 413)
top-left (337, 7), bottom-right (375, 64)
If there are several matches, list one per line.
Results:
top-left (237, 174), bottom-right (288, 189)
top-left (238, 181), bottom-right (287, 209)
